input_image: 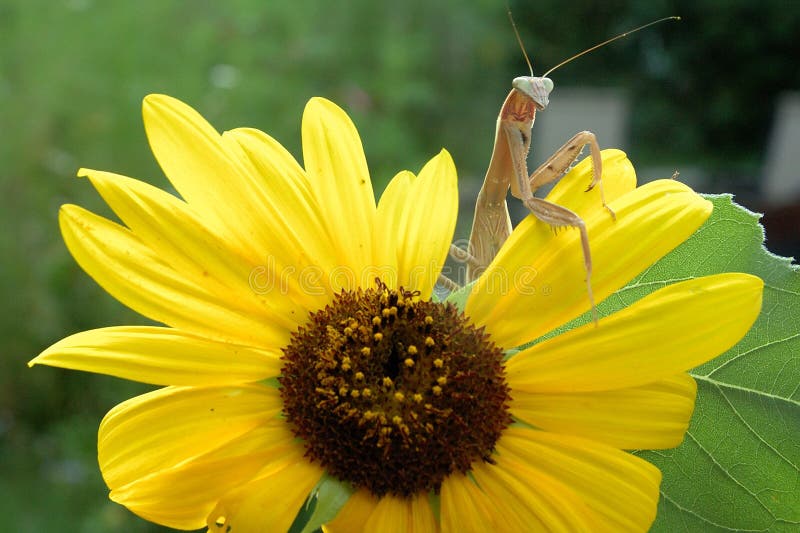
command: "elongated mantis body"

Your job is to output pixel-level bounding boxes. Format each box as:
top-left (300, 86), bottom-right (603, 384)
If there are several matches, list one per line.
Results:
top-left (464, 75), bottom-right (604, 295)
top-left (452, 16), bottom-right (679, 319)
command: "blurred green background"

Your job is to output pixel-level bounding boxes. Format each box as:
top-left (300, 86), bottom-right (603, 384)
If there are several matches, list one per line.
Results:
top-left (2, 0), bottom-right (797, 531)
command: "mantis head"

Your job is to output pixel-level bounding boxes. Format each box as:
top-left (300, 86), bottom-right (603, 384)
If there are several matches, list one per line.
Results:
top-left (512, 76), bottom-right (554, 110)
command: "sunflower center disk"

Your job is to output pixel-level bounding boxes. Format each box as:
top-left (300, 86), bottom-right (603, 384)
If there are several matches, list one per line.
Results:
top-left (279, 281), bottom-right (512, 497)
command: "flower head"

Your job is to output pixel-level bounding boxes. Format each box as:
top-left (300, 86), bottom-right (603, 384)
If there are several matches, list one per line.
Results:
top-left (32, 95), bottom-right (763, 532)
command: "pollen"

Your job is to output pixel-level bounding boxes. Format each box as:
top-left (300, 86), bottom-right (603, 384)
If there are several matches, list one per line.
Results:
top-left (279, 280), bottom-right (511, 498)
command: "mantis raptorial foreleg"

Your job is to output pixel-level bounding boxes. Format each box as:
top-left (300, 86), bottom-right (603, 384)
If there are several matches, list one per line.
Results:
top-left (504, 125), bottom-right (613, 316)
top-left (526, 130), bottom-right (604, 195)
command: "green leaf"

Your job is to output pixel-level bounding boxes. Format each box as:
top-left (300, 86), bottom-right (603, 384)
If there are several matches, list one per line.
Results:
top-left (619, 195), bottom-right (800, 532)
top-left (443, 279), bottom-right (476, 312)
top-left (296, 474), bottom-right (354, 533)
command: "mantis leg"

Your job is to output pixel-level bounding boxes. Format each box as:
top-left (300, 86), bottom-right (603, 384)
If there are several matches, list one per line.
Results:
top-left (437, 273), bottom-right (461, 292)
top-left (449, 243), bottom-right (481, 271)
top-left (522, 196), bottom-right (597, 322)
top-left (503, 124), bottom-right (603, 322)
top-left (527, 130), bottom-right (613, 218)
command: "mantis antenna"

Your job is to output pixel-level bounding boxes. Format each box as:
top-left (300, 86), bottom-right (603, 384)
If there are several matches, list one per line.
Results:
top-left (507, 6), bottom-right (534, 76)
top-left (543, 16), bottom-right (681, 77)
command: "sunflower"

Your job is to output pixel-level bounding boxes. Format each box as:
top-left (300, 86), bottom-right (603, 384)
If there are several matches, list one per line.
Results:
top-left (32, 94), bottom-right (763, 532)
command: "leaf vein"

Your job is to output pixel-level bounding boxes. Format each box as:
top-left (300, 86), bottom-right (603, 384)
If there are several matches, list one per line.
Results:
top-left (692, 375), bottom-right (800, 408)
top-left (684, 431), bottom-right (776, 520)
top-left (699, 332), bottom-right (800, 381)
top-left (659, 491), bottom-right (768, 532)
top-left (714, 382), bottom-right (799, 472)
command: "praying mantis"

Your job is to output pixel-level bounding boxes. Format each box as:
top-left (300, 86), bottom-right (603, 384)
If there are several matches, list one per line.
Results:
top-left (446, 16), bottom-right (679, 320)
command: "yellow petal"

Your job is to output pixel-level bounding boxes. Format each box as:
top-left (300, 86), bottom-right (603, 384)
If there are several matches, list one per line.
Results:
top-left (302, 97), bottom-right (375, 282)
top-left (467, 179), bottom-right (714, 348)
top-left (30, 326), bottom-right (280, 385)
top-left (469, 455), bottom-right (595, 531)
top-left (110, 428), bottom-right (297, 530)
top-left (440, 472), bottom-right (512, 532)
top-left (510, 374), bottom-right (698, 449)
top-left (143, 94), bottom-right (284, 263)
top-left (398, 150), bottom-right (458, 298)
top-left (98, 385), bottom-right (282, 490)
top-left (373, 170), bottom-right (413, 287)
top-left (544, 148), bottom-right (637, 217)
top-left (409, 493), bottom-right (440, 532)
top-left (79, 168), bottom-right (307, 329)
top-left (498, 426), bottom-right (661, 531)
top-left (363, 493), bottom-right (438, 533)
top-left (224, 126), bottom-right (312, 193)
top-left (506, 273), bottom-right (763, 392)
top-left (323, 490), bottom-right (379, 533)
top-left (374, 150), bottom-right (458, 298)
top-left (59, 204), bottom-right (286, 347)
top-left (207, 448), bottom-right (324, 533)
top-left (225, 126), bottom-right (343, 304)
